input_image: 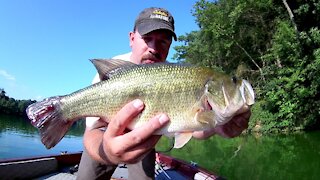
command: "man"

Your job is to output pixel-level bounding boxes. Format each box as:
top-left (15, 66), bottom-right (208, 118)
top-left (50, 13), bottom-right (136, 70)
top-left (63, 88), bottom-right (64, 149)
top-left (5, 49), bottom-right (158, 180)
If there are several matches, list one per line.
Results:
top-left (77, 7), bottom-right (251, 180)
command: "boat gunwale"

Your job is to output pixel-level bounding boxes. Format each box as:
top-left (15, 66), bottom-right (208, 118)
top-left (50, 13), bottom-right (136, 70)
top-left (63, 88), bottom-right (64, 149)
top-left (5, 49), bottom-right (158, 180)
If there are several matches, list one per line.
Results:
top-left (0, 151), bottom-right (220, 179)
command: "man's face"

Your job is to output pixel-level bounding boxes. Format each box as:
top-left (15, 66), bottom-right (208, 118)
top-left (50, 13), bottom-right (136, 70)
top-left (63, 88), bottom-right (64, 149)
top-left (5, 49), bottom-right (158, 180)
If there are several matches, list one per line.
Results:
top-left (129, 29), bottom-right (172, 64)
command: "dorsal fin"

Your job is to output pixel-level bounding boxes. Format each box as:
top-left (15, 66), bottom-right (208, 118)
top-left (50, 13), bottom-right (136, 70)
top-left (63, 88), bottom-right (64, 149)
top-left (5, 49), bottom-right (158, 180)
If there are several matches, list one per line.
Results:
top-left (90, 59), bottom-right (137, 80)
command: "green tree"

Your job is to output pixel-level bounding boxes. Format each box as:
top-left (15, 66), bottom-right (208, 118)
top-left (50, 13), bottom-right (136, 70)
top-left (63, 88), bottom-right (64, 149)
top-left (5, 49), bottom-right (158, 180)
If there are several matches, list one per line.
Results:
top-left (174, 0), bottom-right (320, 132)
top-left (174, 0), bottom-right (283, 92)
top-left (0, 88), bottom-right (36, 116)
top-left (0, 88), bottom-right (5, 98)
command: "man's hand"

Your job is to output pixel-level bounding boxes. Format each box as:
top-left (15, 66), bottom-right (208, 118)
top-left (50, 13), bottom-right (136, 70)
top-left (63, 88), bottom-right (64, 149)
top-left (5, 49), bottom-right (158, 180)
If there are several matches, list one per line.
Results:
top-left (193, 110), bottom-right (251, 139)
top-left (100, 99), bottom-right (169, 164)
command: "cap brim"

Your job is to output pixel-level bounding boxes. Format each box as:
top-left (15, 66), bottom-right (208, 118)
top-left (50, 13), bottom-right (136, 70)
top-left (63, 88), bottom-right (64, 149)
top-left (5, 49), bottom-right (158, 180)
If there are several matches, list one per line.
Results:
top-left (136, 21), bottom-right (177, 41)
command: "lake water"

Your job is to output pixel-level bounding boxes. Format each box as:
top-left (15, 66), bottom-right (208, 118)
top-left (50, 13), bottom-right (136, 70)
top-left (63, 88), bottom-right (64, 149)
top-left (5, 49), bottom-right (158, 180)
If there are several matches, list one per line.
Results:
top-left (0, 114), bottom-right (84, 159)
top-left (0, 114), bottom-right (319, 180)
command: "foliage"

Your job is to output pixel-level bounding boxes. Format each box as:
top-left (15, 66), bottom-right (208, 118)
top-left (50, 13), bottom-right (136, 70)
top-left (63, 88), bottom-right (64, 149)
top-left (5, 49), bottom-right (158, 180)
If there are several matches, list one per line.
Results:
top-left (174, 0), bottom-right (283, 95)
top-left (263, 22), bottom-right (320, 130)
top-left (249, 101), bottom-right (278, 133)
top-left (0, 88), bottom-right (36, 116)
top-left (174, 0), bottom-right (320, 132)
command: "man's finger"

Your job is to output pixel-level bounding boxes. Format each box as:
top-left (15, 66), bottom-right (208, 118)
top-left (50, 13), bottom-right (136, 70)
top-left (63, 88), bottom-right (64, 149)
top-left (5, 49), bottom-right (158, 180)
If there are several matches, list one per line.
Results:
top-left (106, 99), bottom-right (144, 137)
top-left (118, 113), bottom-right (169, 150)
top-left (117, 135), bottom-right (161, 163)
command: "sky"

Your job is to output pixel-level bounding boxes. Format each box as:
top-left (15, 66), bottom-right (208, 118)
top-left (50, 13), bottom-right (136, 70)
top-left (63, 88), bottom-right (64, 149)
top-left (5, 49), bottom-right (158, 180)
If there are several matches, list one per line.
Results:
top-left (0, 0), bottom-right (199, 100)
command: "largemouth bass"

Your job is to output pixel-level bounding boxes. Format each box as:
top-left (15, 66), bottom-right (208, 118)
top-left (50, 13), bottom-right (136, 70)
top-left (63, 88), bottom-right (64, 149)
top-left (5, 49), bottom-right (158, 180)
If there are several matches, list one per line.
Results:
top-left (26, 59), bottom-right (255, 149)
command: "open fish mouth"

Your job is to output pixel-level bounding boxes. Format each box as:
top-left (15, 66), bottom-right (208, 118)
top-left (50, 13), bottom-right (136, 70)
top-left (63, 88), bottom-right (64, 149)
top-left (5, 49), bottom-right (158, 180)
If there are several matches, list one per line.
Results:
top-left (204, 99), bottom-right (213, 111)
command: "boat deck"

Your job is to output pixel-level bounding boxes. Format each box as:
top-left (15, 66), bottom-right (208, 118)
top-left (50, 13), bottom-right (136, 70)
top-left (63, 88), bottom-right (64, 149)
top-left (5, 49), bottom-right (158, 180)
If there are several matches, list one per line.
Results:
top-left (0, 152), bottom-right (222, 180)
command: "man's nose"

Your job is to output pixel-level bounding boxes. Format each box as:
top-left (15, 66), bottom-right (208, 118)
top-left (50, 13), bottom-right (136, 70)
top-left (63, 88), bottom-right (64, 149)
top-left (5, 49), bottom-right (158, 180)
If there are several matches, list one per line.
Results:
top-left (147, 40), bottom-right (159, 53)
top-left (149, 50), bottom-right (161, 60)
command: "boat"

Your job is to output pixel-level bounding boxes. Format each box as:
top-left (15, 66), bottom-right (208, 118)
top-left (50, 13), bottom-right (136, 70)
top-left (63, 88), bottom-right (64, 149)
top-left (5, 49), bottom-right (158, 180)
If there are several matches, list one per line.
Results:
top-left (0, 151), bottom-right (223, 180)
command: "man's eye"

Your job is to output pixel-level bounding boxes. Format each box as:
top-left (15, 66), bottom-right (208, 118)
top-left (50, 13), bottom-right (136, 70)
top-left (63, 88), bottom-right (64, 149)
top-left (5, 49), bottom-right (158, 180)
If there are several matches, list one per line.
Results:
top-left (161, 40), bottom-right (169, 46)
top-left (142, 36), bottom-right (151, 42)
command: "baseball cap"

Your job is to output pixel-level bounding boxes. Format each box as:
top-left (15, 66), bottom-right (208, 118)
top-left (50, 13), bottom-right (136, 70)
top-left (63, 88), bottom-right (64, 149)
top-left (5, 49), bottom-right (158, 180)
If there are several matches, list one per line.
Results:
top-left (134, 7), bottom-right (177, 41)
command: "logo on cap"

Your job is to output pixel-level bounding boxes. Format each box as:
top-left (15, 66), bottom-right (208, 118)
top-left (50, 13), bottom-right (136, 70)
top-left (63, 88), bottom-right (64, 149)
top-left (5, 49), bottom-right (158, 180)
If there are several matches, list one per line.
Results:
top-left (150, 10), bottom-right (169, 22)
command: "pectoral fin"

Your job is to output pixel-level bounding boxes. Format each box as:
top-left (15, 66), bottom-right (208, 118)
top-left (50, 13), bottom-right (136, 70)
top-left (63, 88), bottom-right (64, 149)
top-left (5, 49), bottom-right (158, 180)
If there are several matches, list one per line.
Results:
top-left (191, 96), bottom-right (215, 125)
top-left (174, 132), bottom-right (193, 149)
top-left (195, 111), bottom-right (216, 126)
top-left (190, 101), bottom-right (206, 123)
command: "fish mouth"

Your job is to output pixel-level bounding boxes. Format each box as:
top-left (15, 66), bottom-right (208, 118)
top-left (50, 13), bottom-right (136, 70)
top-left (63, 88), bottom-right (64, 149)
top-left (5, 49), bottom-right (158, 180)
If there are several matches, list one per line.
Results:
top-left (204, 98), bottom-right (213, 111)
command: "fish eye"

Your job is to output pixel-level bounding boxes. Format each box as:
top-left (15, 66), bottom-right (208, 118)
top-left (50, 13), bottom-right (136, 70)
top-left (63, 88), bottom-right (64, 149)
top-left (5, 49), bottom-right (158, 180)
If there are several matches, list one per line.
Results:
top-left (232, 76), bottom-right (237, 84)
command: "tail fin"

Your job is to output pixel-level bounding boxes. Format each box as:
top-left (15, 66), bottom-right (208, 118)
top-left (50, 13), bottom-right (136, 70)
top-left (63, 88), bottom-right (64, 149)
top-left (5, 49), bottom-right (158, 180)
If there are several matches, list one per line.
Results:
top-left (26, 96), bottom-right (74, 149)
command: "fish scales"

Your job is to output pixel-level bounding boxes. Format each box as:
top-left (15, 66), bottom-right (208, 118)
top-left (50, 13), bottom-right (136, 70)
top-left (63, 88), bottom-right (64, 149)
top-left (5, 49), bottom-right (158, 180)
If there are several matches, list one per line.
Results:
top-left (60, 64), bottom-right (213, 133)
top-left (26, 59), bottom-right (255, 149)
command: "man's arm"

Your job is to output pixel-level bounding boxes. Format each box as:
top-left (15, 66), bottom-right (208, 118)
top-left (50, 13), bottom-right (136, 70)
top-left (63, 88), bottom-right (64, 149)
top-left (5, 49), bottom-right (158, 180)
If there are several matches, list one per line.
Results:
top-left (83, 99), bottom-right (169, 164)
